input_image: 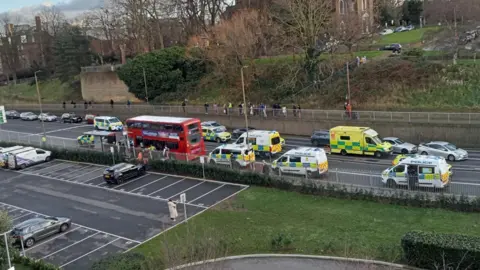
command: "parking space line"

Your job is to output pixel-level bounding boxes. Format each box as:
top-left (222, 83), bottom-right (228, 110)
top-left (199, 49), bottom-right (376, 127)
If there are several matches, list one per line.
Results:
top-left (113, 174), bottom-right (149, 190)
top-left (129, 176), bottom-right (167, 192)
top-left (7, 208), bottom-right (19, 214)
top-left (60, 238), bottom-right (120, 268)
top-left (97, 182), bottom-right (107, 187)
top-left (70, 168), bottom-right (104, 182)
top-left (41, 232), bottom-right (100, 259)
top-left (11, 212), bottom-right (33, 221)
top-left (167, 181), bottom-right (205, 200)
top-left (25, 227), bottom-right (81, 252)
top-left (80, 175), bottom-right (104, 184)
top-left (23, 162), bottom-right (66, 173)
top-left (37, 125), bottom-right (91, 135)
top-left (147, 179), bottom-right (185, 196)
top-left (189, 184), bottom-right (225, 203)
top-left (0, 201), bottom-right (141, 244)
top-left (54, 165), bottom-right (94, 178)
top-left (40, 164), bottom-right (76, 175)
top-left (149, 171), bottom-right (249, 188)
top-left (14, 170), bottom-right (208, 209)
top-left (57, 159), bottom-right (106, 168)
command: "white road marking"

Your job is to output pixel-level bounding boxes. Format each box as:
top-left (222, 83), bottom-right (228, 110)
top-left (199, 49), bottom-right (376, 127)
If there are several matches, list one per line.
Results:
top-left (24, 227), bottom-right (81, 252)
top-left (35, 125), bottom-right (91, 135)
top-left (149, 171), bottom-right (248, 188)
top-left (70, 168), bottom-right (104, 182)
top-left (147, 179), bottom-right (185, 196)
top-left (53, 165), bottom-right (93, 178)
top-left (97, 182), bottom-right (107, 187)
top-left (129, 176), bottom-right (168, 192)
top-left (452, 182), bottom-right (480, 186)
top-left (189, 184), bottom-right (225, 203)
top-left (60, 238), bottom-right (120, 268)
top-left (41, 232), bottom-right (100, 259)
top-left (38, 163), bottom-right (76, 175)
top-left (22, 162), bottom-right (67, 173)
top-left (11, 212), bottom-right (33, 221)
top-left (167, 181), bottom-right (205, 200)
top-left (113, 174), bottom-right (149, 190)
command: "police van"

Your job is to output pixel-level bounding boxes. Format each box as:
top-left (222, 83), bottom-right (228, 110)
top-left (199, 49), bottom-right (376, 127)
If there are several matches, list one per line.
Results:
top-left (94, 116), bottom-right (124, 131)
top-left (208, 144), bottom-right (255, 168)
top-left (270, 147), bottom-right (328, 177)
top-left (8, 147), bottom-right (52, 169)
top-left (381, 155), bottom-right (451, 188)
top-left (234, 130), bottom-right (282, 157)
top-left (0, 146), bottom-right (26, 168)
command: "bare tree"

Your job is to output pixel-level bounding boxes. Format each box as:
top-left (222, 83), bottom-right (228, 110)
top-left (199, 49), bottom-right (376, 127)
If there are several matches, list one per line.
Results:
top-left (0, 14), bottom-right (22, 85)
top-left (39, 5), bottom-right (66, 37)
top-left (334, 10), bottom-right (368, 53)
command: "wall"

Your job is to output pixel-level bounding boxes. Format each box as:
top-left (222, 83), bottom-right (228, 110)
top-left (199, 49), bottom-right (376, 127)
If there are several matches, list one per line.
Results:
top-left (80, 71), bottom-right (140, 103)
top-left (7, 104), bottom-right (480, 147)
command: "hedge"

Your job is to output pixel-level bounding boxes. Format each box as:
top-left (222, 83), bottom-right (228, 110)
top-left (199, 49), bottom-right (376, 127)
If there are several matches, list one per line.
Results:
top-left (2, 141), bottom-right (480, 213)
top-left (12, 254), bottom-right (60, 270)
top-left (402, 231), bottom-right (480, 269)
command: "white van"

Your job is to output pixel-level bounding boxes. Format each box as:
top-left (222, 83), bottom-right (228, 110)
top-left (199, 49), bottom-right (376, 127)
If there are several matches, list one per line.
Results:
top-left (271, 147), bottom-right (328, 177)
top-left (381, 155), bottom-right (451, 188)
top-left (208, 144), bottom-right (255, 168)
top-left (234, 130), bottom-right (282, 156)
top-left (0, 146), bottom-right (26, 168)
top-left (8, 148), bottom-right (52, 169)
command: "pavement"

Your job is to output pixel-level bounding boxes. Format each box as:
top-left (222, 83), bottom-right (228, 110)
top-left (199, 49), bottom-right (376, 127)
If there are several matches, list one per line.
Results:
top-left (0, 160), bottom-right (247, 269)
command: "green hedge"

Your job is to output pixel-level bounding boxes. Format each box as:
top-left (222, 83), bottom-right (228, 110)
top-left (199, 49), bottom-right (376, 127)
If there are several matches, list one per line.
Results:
top-left (13, 254), bottom-right (60, 270)
top-left (402, 231), bottom-right (480, 269)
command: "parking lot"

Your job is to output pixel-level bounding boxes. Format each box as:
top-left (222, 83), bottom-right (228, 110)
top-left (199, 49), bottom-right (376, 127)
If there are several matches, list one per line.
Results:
top-left (0, 160), bottom-right (248, 269)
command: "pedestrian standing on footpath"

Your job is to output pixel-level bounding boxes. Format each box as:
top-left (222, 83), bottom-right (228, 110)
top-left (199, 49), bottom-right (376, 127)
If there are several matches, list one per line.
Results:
top-left (168, 199), bottom-right (178, 222)
top-left (204, 103), bottom-right (209, 114)
top-left (182, 100), bottom-right (186, 113)
top-left (213, 103), bottom-right (218, 114)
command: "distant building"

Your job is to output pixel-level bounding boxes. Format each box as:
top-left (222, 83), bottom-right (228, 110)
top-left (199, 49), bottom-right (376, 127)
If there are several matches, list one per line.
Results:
top-left (335, 0), bottom-right (374, 33)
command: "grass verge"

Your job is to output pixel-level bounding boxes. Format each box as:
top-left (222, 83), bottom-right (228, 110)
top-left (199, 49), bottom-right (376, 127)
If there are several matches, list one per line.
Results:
top-left (0, 79), bottom-right (81, 103)
top-left (133, 187), bottom-right (480, 264)
top-left (378, 27), bottom-right (440, 45)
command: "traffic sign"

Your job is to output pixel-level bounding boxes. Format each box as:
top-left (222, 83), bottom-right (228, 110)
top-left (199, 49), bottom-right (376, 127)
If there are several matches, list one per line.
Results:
top-left (180, 193), bottom-right (186, 203)
top-left (0, 106), bottom-right (7, 124)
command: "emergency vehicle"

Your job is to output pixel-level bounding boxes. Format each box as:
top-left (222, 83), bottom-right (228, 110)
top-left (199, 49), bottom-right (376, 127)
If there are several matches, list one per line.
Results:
top-left (202, 126), bottom-right (231, 143)
top-left (7, 147), bottom-right (51, 169)
top-left (234, 130), bottom-right (282, 156)
top-left (94, 116), bottom-right (124, 131)
top-left (208, 144), bottom-right (255, 168)
top-left (329, 126), bottom-right (392, 158)
top-left (381, 155), bottom-right (451, 188)
top-left (271, 147), bottom-right (328, 177)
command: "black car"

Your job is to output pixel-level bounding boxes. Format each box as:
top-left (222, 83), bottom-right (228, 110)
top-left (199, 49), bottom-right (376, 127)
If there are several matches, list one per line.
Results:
top-left (232, 127), bottom-right (256, 139)
top-left (378, 43), bottom-right (402, 53)
top-left (103, 163), bottom-right (146, 184)
top-left (61, 112), bottom-right (83, 123)
top-left (6, 110), bottom-right (20, 119)
top-left (311, 130), bottom-right (330, 147)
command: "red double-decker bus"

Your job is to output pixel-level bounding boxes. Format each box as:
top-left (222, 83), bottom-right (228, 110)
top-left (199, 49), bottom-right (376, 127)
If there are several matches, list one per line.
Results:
top-left (125, 115), bottom-right (205, 160)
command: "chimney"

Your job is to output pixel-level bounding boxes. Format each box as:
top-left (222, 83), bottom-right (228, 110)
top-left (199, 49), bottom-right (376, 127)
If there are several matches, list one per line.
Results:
top-left (35, 16), bottom-right (41, 32)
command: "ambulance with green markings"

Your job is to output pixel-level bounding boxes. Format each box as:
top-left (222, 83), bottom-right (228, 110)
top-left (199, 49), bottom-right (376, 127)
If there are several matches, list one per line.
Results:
top-left (329, 126), bottom-right (392, 158)
top-left (270, 147), bottom-right (328, 177)
top-left (94, 116), bottom-right (124, 131)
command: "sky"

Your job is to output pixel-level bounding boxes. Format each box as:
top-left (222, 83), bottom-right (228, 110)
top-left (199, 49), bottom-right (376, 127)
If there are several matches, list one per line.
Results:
top-left (0, 0), bottom-right (103, 21)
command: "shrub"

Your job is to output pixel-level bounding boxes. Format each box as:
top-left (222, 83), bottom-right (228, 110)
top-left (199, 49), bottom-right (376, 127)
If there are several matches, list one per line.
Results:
top-left (90, 252), bottom-right (145, 270)
top-left (401, 231), bottom-right (480, 269)
top-left (271, 233), bottom-right (293, 251)
top-left (403, 48), bottom-right (424, 57)
top-left (12, 254), bottom-right (60, 270)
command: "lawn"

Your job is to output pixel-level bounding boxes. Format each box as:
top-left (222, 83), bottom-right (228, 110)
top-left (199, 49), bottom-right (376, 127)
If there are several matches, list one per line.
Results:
top-left (0, 79), bottom-right (81, 104)
top-left (133, 187), bottom-right (480, 265)
top-left (254, 51), bottom-right (387, 65)
top-left (378, 26), bottom-right (440, 45)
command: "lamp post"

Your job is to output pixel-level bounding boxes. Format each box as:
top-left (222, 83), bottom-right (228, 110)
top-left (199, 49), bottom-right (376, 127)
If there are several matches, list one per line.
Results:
top-left (240, 66), bottom-right (249, 146)
top-left (143, 68), bottom-right (149, 104)
top-left (35, 70), bottom-right (47, 143)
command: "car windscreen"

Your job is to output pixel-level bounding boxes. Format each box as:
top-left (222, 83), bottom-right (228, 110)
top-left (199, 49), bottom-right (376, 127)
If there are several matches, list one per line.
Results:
top-left (445, 144), bottom-right (457, 151)
top-left (213, 128), bottom-right (223, 133)
top-left (394, 139), bottom-right (404, 144)
top-left (372, 136), bottom-right (383, 145)
top-left (211, 122), bottom-right (221, 127)
top-left (109, 117), bottom-right (120, 123)
top-left (271, 137), bottom-right (281, 145)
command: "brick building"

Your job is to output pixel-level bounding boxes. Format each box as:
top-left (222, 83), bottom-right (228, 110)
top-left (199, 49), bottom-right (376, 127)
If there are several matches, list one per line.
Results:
top-left (336, 0), bottom-right (374, 33)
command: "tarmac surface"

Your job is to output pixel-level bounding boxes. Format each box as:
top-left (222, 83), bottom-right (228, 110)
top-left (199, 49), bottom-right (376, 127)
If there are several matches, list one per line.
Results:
top-left (0, 160), bottom-right (247, 269)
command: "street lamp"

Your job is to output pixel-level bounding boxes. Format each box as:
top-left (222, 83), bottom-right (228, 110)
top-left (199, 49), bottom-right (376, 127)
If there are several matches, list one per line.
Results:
top-left (143, 68), bottom-right (149, 104)
top-left (240, 66), bottom-right (249, 146)
top-left (34, 70), bottom-right (47, 143)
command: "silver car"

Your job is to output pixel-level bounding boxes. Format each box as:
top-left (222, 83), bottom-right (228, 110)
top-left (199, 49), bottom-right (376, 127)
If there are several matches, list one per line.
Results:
top-left (417, 141), bottom-right (468, 161)
top-left (38, 113), bottom-right (57, 122)
top-left (382, 137), bottom-right (417, 154)
top-left (20, 112), bottom-right (38, 121)
top-left (10, 216), bottom-right (72, 248)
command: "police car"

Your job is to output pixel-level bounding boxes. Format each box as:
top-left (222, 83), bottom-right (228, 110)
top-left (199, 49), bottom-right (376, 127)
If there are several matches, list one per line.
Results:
top-left (202, 127), bottom-right (231, 143)
top-left (103, 163), bottom-right (146, 185)
top-left (270, 147), bottom-right (328, 178)
top-left (201, 121), bottom-right (227, 132)
top-left (208, 144), bottom-right (255, 168)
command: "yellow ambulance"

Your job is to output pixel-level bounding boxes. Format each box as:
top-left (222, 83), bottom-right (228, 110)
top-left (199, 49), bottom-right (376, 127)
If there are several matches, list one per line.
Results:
top-left (329, 126), bottom-right (392, 158)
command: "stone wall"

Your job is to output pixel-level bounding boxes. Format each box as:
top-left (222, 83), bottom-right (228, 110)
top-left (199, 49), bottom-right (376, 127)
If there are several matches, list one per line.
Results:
top-left (80, 71), bottom-right (140, 103)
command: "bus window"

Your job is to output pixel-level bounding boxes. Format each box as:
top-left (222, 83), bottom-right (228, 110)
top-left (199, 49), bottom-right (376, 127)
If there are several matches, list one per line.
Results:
top-left (166, 142), bottom-right (179, 150)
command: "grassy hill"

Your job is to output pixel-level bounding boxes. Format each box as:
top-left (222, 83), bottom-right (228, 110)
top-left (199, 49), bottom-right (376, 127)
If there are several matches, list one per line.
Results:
top-left (0, 79), bottom-right (82, 104)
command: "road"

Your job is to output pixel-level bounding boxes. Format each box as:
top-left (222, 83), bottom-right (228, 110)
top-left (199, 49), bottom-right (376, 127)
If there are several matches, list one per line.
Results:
top-left (2, 119), bottom-right (480, 196)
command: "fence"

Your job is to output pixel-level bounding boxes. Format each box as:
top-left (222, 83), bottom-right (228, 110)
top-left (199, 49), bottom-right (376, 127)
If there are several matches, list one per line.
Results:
top-left (8, 104), bottom-right (480, 124)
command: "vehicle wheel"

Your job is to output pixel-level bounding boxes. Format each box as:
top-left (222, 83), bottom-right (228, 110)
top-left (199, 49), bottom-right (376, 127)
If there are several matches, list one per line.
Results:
top-left (94, 125), bottom-right (99, 130)
top-left (447, 155), bottom-right (455, 162)
top-left (374, 151), bottom-right (382, 158)
top-left (20, 164), bottom-right (26, 169)
top-left (24, 238), bottom-right (35, 248)
top-left (340, 149), bottom-right (347, 156)
top-left (117, 177), bottom-right (123, 184)
top-left (421, 151), bottom-right (428, 155)
top-left (45, 156), bottom-right (51, 162)
top-left (59, 223), bottom-right (69, 232)
top-left (274, 168), bottom-right (280, 175)
top-left (108, 127), bottom-right (112, 131)
top-left (401, 149), bottom-right (409, 154)
top-left (232, 161), bottom-right (240, 170)
top-left (386, 179), bottom-right (397, 188)
top-left (306, 170), bottom-right (313, 178)
top-left (209, 160), bottom-right (216, 165)
top-left (216, 138), bottom-right (221, 143)
top-left (139, 167), bottom-right (146, 175)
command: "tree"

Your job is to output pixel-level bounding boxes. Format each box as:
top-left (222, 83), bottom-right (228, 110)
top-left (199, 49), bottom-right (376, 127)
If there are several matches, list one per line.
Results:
top-left (334, 11), bottom-right (368, 53)
top-left (39, 5), bottom-right (67, 37)
top-left (0, 14), bottom-right (22, 85)
top-left (116, 46), bottom-right (206, 101)
top-left (401, 0), bottom-right (423, 25)
top-left (0, 210), bottom-right (13, 270)
top-left (377, 0), bottom-right (402, 26)
top-left (53, 26), bottom-right (93, 82)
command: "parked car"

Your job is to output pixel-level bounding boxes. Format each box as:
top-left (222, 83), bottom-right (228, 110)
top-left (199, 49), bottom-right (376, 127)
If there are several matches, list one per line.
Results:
top-left (10, 216), bottom-right (71, 248)
top-left (85, 114), bottom-right (96, 124)
top-left (6, 110), bottom-right (20, 119)
top-left (417, 141), bottom-right (468, 161)
top-left (61, 112), bottom-right (82, 123)
top-left (311, 130), bottom-right (330, 147)
top-left (201, 121), bottom-right (227, 132)
top-left (20, 112), bottom-right (38, 121)
top-left (38, 113), bottom-right (57, 122)
top-left (394, 26), bottom-right (408, 32)
top-left (379, 29), bottom-right (394, 35)
top-left (103, 163), bottom-right (146, 185)
top-left (382, 137), bottom-right (417, 154)
top-left (379, 43), bottom-right (402, 53)
top-left (232, 127), bottom-right (256, 139)
top-left (406, 25), bottom-right (415, 31)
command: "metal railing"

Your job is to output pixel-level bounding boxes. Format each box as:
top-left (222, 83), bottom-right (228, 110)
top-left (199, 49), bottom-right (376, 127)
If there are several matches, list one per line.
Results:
top-left (0, 129), bottom-right (476, 199)
top-left (7, 103), bottom-right (480, 124)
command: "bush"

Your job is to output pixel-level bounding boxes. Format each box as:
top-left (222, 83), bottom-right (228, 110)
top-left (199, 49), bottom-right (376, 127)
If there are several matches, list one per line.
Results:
top-left (401, 231), bottom-right (480, 269)
top-left (12, 254), bottom-right (60, 270)
top-left (403, 48), bottom-right (424, 57)
top-left (90, 252), bottom-right (145, 270)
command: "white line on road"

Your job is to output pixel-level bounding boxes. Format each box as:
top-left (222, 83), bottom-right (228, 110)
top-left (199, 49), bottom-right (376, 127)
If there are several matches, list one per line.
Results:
top-left (70, 167), bottom-right (104, 182)
top-left (22, 162), bottom-right (66, 173)
top-left (129, 176), bottom-right (167, 192)
top-left (167, 181), bottom-right (205, 200)
top-left (53, 165), bottom-right (93, 178)
top-left (25, 227), bottom-right (81, 252)
top-left (147, 179), bottom-right (185, 196)
top-left (41, 232), bottom-right (100, 259)
top-left (35, 125), bottom-right (91, 135)
top-left (113, 174), bottom-right (149, 190)
top-left (451, 181), bottom-right (480, 186)
top-left (189, 184), bottom-right (225, 203)
top-left (11, 212), bottom-right (33, 221)
top-left (60, 238), bottom-right (120, 268)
